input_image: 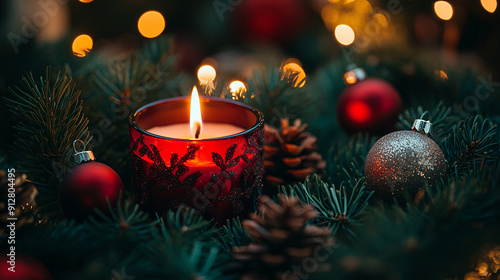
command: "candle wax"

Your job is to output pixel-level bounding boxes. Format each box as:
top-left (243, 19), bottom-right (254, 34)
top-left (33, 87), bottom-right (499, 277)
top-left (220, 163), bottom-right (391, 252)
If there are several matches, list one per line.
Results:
top-left (148, 123), bottom-right (245, 139)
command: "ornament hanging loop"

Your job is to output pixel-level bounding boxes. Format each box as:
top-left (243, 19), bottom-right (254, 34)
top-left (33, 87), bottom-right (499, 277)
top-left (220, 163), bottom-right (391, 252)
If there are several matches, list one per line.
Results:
top-left (412, 111), bottom-right (432, 137)
top-left (73, 139), bottom-right (95, 164)
top-left (73, 139), bottom-right (86, 153)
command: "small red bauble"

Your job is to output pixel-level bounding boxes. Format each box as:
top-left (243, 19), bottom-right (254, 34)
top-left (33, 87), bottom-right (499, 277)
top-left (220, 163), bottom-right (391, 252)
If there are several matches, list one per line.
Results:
top-left (233, 0), bottom-right (306, 43)
top-left (337, 78), bottom-right (403, 134)
top-left (0, 255), bottom-right (51, 280)
top-left (60, 161), bottom-right (123, 221)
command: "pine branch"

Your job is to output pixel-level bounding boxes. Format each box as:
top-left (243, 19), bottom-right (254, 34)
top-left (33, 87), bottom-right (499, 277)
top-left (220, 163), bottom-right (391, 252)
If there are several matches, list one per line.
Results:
top-left (327, 133), bottom-right (377, 187)
top-left (18, 198), bottom-right (161, 279)
top-left (218, 217), bottom-right (253, 255)
top-left (155, 205), bottom-right (219, 244)
top-left (325, 164), bottom-right (500, 280)
top-left (396, 102), bottom-right (460, 143)
top-left (281, 175), bottom-right (373, 238)
top-left (136, 239), bottom-right (231, 280)
top-left (87, 196), bottom-right (159, 246)
top-left (136, 206), bottom-right (232, 280)
top-left (237, 65), bottom-right (310, 124)
top-left (6, 68), bottom-right (91, 220)
top-left (441, 115), bottom-right (500, 176)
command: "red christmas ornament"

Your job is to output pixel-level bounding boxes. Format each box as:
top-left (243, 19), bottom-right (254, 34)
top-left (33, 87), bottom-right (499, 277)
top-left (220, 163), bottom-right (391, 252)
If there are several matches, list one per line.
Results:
top-left (233, 0), bottom-right (306, 43)
top-left (337, 70), bottom-right (403, 134)
top-left (0, 255), bottom-right (51, 280)
top-left (59, 140), bottom-right (123, 221)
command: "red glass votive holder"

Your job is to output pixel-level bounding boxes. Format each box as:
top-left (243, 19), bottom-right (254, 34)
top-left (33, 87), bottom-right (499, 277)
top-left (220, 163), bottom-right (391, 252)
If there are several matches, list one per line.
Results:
top-left (129, 96), bottom-right (264, 224)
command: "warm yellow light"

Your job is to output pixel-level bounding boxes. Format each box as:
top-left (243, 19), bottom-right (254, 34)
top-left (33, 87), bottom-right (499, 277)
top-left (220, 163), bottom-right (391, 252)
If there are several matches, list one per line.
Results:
top-left (335, 24), bottom-right (355, 46)
top-left (72, 34), bottom-right (93, 57)
top-left (283, 60), bottom-right (306, 87)
top-left (197, 65), bottom-right (216, 84)
top-left (481, 0), bottom-right (497, 13)
top-left (373, 13), bottom-right (389, 27)
top-left (434, 1), bottom-right (454, 20)
top-left (344, 71), bottom-right (358, 85)
top-left (436, 70), bottom-right (448, 81)
top-left (138, 11), bottom-right (165, 38)
top-left (229, 81), bottom-right (247, 99)
top-left (190, 86), bottom-right (202, 139)
top-left (328, 0), bottom-right (355, 3)
top-left (79, 0), bottom-right (93, 2)
top-left (477, 262), bottom-right (489, 276)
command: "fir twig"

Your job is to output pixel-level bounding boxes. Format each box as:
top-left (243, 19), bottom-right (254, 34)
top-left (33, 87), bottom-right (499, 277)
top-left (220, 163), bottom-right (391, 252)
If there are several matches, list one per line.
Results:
top-left (218, 217), bottom-right (253, 255)
top-left (6, 68), bottom-right (90, 220)
top-left (281, 175), bottom-right (373, 238)
top-left (396, 102), bottom-right (460, 143)
top-left (155, 205), bottom-right (218, 244)
top-left (441, 115), bottom-right (500, 175)
top-left (327, 133), bottom-right (377, 186)
top-left (87, 196), bottom-right (158, 245)
top-left (238, 65), bottom-right (310, 123)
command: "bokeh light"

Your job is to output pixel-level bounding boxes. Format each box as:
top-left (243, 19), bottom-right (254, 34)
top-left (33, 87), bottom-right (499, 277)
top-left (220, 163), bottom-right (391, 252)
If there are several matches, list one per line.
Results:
top-left (283, 59), bottom-right (306, 87)
top-left (373, 13), bottom-right (389, 27)
top-left (481, 0), bottom-right (497, 13)
top-left (344, 71), bottom-right (358, 85)
top-left (335, 24), bottom-right (355, 46)
top-left (72, 34), bottom-right (93, 57)
top-left (434, 1), bottom-right (454, 20)
top-left (229, 81), bottom-right (247, 99)
top-left (79, 0), bottom-right (94, 3)
top-left (138, 11), bottom-right (165, 38)
top-left (436, 70), bottom-right (448, 82)
top-left (197, 65), bottom-right (216, 84)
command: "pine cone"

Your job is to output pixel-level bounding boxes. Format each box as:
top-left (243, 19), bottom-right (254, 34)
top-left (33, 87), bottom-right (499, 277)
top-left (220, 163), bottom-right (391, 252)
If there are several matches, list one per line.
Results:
top-left (465, 245), bottom-right (500, 280)
top-left (0, 170), bottom-right (38, 236)
top-left (264, 118), bottom-right (326, 188)
top-left (233, 195), bottom-right (333, 280)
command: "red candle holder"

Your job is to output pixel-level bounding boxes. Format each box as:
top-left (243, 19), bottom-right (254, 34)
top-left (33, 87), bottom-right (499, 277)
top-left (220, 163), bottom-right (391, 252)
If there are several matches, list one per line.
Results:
top-left (129, 96), bottom-right (264, 223)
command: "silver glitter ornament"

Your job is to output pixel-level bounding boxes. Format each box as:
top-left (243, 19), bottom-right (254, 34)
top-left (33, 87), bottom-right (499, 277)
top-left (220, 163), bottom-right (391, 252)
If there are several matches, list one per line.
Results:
top-left (365, 130), bottom-right (447, 199)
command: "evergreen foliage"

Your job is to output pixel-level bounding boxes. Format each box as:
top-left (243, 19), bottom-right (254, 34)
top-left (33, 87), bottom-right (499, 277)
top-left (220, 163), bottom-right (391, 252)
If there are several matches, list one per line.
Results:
top-left (6, 68), bottom-right (91, 220)
top-left (281, 175), bottom-right (373, 238)
top-left (3, 36), bottom-right (500, 279)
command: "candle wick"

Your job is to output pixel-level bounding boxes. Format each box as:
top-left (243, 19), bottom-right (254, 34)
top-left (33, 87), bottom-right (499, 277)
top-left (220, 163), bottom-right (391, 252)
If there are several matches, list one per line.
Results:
top-left (195, 122), bottom-right (201, 139)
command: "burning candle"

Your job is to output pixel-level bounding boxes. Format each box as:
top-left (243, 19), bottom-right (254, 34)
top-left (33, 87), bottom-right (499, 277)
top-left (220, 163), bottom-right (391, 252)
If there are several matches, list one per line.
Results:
top-left (147, 87), bottom-right (245, 139)
top-left (129, 87), bottom-right (264, 224)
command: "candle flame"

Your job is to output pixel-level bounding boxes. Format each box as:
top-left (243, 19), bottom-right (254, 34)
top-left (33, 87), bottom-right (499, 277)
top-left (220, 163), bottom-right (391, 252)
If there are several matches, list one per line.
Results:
top-left (190, 86), bottom-right (202, 139)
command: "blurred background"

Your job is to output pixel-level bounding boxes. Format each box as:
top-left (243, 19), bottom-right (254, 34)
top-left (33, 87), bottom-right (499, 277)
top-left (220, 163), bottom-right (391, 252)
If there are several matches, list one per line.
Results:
top-left (0, 0), bottom-right (499, 145)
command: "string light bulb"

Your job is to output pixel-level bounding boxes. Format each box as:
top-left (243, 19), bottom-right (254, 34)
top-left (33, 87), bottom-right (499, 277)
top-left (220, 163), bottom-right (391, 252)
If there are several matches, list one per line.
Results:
top-left (434, 1), bottom-right (454, 20)
top-left (283, 59), bottom-right (306, 87)
top-left (335, 24), bottom-right (355, 46)
top-left (72, 34), bottom-right (93, 57)
top-left (197, 65), bottom-right (217, 95)
top-left (481, 0), bottom-right (497, 13)
top-left (138, 11), bottom-right (165, 38)
top-left (197, 65), bottom-right (216, 84)
top-left (229, 81), bottom-right (247, 99)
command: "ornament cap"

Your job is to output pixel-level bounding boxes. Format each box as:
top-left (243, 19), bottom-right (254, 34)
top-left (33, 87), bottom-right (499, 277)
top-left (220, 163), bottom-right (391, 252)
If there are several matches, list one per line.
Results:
top-left (73, 140), bottom-right (95, 164)
top-left (343, 64), bottom-right (366, 85)
top-left (412, 112), bottom-right (432, 136)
